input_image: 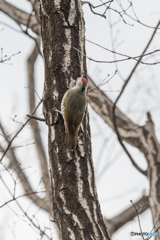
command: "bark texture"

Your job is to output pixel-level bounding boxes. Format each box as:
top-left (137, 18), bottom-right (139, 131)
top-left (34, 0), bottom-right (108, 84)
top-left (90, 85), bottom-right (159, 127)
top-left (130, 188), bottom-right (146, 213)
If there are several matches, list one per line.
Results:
top-left (39, 0), bottom-right (110, 239)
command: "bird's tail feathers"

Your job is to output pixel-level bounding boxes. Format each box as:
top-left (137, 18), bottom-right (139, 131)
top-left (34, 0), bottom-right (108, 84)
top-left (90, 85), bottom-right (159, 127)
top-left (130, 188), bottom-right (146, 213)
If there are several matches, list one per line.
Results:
top-left (65, 132), bottom-right (77, 151)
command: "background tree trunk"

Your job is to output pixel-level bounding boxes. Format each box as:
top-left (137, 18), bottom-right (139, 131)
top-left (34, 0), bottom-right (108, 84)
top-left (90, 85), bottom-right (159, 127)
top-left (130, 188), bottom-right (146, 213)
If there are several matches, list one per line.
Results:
top-left (39, 0), bottom-right (111, 239)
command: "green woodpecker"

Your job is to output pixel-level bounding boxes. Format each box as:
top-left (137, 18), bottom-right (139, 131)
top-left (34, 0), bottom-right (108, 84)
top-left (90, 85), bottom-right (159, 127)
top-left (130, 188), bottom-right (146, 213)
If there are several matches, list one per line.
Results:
top-left (61, 77), bottom-right (88, 149)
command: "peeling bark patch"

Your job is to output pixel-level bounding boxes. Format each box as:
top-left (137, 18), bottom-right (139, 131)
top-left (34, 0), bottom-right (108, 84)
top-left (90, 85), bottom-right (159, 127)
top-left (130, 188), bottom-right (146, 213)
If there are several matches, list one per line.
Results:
top-left (67, 227), bottom-right (76, 240)
top-left (50, 126), bottom-right (55, 142)
top-left (62, 29), bottom-right (71, 72)
top-left (87, 160), bottom-right (94, 197)
top-left (78, 0), bottom-right (85, 76)
top-left (59, 191), bottom-right (71, 215)
top-left (68, 0), bottom-right (76, 25)
top-left (52, 89), bottom-right (59, 100)
top-left (55, 0), bottom-right (61, 10)
top-left (72, 213), bottom-right (83, 229)
top-left (49, 46), bottom-right (52, 62)
top-left (78, 138), bottom-right (85, 157)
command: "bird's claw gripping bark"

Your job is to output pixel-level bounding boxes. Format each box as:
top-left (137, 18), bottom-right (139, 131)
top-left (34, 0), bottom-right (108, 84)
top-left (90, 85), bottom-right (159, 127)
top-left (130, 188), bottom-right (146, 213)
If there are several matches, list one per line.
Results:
top-left (53, 107), bottom-right (62, 115)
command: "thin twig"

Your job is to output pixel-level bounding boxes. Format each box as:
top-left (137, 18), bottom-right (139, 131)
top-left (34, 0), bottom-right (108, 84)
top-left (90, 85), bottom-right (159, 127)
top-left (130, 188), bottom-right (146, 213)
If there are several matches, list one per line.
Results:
top-left (0, 142), bottom-right (35, 152)
top-left (130, 200), bottom-right (145, 240)
top-left (24, 87), bottom-right (41, 101)
top-left (88, 70), bottom-right (117, 93)
top-left (108, 12), bottom-right (124, 81)
top-left (0, 174), bottom-right (51, 239)
top-left (73, 46), bottom-right (160, 65)
top-left (27, 114), bottom-right (45, 122)
top-left (147, 227), bottom-right (160, 240)
top-left (0, 50), bottom-right (21, 64)
top-left (0, 22), bottom-right (21, 32)
top-left (82, 0), bottom-right (113, 8)
top-left (147, 216), bottom-right (160, 240)
top-left (85, 39), bottom-right (160, 64)
top-left (19, 24), bottom-right (43, 57)
top-left (26, 0), bottom-right (37, 30)
top-left (0, 99), bottom-right (43, 163)
top-left (112, 20), bottom-right (160, 176)
top-left (81, 1), bottom-right (107, 18)
top-left (0, 188), bottom-right (49, 209)
top-left (119, 0), bottom-right (160, 30)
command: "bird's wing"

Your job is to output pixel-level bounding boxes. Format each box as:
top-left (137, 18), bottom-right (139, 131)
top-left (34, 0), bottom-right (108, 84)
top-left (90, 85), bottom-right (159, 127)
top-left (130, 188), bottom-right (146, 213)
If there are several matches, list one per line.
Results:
top-left (65, 108), bottom-right (84, 135)
top-left (61, 90), bottom-right (69, 119)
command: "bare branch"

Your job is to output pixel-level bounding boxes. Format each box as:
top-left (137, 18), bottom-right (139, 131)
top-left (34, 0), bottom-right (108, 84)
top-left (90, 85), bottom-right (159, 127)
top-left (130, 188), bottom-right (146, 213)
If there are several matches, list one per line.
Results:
top-left (130, 200), bottom-right (145, 240)
top-left (0, 99), bottom-right (43, 163)
top-left (113, 19), bottom-right (160, 110)
top-left (82, 1), bottom-right (113, 8)
top-left (18, 25), bottom-right (43, 57)
top-left (28, 0), bottom-right (39, 22)
top-left (82, 1), bottom-right (107, 18)
top-left (27, 38), bottom-right (51, 211)
top-left (0, 122), bottom-right (50, 213)
top-left (119, 0), bottom-right (160, 30)
top-left (85, 39), bottom-right (160, 62)
top-left (0, 0), bottom-right (40, 35)
top-left (105, 196), bottom-right (149, 236)
top-left (88, 76), bottom-right (157, 177)
top-left (26, 0), bottom-right (37, 30)
top-left (0, 48), bottom-right (21, 64)
top-left (0, 142), bottom-right (35, 151)
top-left (0, 21), bottom-right (21, 32)
top-left (24, 87), bottom-right (41, 101)
top-left (0, 173), bottom-right (51, 239)
top-left (88, 70), bottom-right (117, 93)
top-left (0, 189), bottom-right (49, 209)
top-left (112, 19), bottom-right (160, 176)
top-left (108, 16), bottom-right (125, 81)
top-left (27, 114), bottom-right (45, 122)
top-left (74, 45), bottom-right (160, 65)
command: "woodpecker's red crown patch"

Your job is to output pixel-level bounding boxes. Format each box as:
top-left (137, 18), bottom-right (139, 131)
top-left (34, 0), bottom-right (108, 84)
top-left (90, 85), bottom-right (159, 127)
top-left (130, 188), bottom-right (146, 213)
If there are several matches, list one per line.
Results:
top-left (82, 78), bottom-right (87, 87)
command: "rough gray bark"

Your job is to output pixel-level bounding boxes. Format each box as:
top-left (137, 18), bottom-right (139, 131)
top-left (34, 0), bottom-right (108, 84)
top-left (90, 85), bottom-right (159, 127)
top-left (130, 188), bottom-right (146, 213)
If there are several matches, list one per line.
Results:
top-left (39, 0), bottom-right (111, 239)
top-left (88, 76), bottom-right (160, 237)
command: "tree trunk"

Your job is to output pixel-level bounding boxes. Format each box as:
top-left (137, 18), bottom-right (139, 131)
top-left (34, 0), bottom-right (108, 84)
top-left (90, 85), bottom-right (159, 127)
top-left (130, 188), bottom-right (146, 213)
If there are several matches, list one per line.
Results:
top-left (38, 0), bottom-right (111, 239)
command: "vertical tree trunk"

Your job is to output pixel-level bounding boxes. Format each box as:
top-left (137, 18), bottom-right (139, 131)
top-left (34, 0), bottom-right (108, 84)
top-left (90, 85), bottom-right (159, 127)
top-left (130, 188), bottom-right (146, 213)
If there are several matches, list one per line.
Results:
top-left (39, 0), bottom-right (111, 239)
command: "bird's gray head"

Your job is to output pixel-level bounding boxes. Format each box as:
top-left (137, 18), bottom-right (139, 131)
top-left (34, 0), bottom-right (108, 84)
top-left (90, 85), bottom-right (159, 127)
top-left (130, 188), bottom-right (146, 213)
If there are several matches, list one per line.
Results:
top-left (74, 77), bottom-right (88, 93)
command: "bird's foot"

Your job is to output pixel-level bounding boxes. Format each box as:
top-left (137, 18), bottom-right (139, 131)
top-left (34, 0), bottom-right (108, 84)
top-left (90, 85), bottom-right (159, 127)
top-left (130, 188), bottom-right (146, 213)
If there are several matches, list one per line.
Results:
top-left (53, 107), bottom-right (62, 115)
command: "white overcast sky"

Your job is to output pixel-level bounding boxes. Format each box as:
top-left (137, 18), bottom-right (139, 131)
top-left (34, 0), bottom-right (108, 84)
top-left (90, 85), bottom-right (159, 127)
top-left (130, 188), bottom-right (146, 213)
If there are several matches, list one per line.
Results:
top-left (0, 0), bottom-right (160, 239)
